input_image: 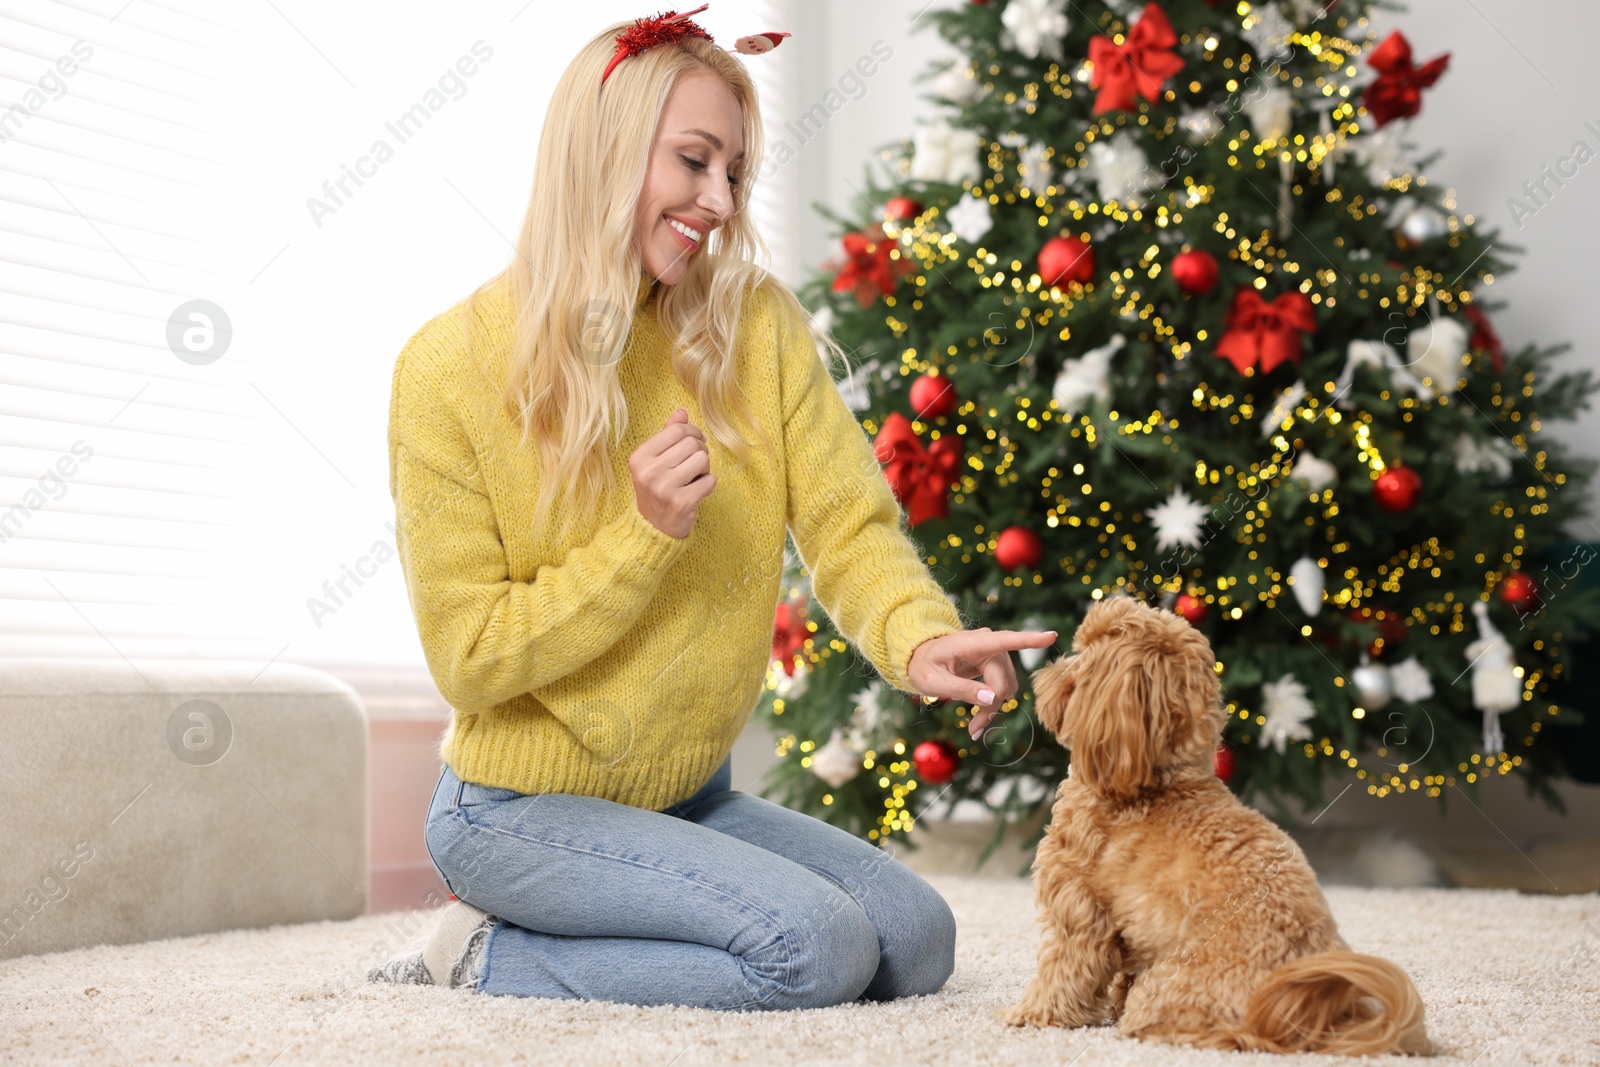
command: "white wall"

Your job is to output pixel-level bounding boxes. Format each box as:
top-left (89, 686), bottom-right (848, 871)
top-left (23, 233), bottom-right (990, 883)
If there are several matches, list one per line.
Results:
top-left (803, 0), bottom-right (1600, 535)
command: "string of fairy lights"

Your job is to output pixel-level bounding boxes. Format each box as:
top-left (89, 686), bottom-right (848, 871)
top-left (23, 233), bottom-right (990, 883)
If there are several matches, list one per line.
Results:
top-left (767, 3), bottom-right (1570, 836)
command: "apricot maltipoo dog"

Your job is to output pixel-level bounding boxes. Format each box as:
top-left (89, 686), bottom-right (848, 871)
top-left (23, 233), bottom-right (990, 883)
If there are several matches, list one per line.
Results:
top-left (998, 595), bottom-right (1429, 1056)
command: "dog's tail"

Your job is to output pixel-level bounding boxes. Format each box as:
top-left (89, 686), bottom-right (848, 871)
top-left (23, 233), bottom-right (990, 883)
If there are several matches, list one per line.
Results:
top-left (1234, 950), bottom-right (1431, 1056)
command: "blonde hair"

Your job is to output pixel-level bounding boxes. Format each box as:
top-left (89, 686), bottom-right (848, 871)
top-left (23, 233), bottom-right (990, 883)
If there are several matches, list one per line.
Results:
top-left (453, 22), bottom-right (853, 544)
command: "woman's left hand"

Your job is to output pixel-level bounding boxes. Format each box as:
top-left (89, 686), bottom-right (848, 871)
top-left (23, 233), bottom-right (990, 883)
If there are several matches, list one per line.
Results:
top-left (906, 628), bottom-right (1059, 741)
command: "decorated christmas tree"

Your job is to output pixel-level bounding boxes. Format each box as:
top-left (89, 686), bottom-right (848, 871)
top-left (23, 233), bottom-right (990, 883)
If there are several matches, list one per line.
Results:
top-left (754, 0), bottom-right (1600, 863)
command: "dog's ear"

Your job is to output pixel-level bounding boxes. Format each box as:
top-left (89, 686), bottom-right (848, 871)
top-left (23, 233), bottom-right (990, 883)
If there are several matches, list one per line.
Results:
top-left (1068, 657), bottom-right (1156, 799)
top-left (1029, 655), bottom-right (1078, 742)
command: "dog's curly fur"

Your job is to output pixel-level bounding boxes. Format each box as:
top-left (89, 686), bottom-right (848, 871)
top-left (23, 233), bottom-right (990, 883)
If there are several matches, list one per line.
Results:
top-left (996, 595), bottom-right (1430, 1055)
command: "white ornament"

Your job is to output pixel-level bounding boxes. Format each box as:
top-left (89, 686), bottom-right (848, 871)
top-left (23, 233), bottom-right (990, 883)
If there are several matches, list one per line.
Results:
top-left (1389, 656), bottom-right (1434, 703)
top-left (1465, 600), bottom-right (1521, 753)
top-left (1336, 338), bottom-right (1432, 406)
top-left (849, 682), bottom-right (893, 740)
top-left (1241, 5), bottom-right (1294, 59)
top-left (771, 660), bottom-right (809, 699)
top-left (1052, 335), bottom-right (1123, 416)
top-left (810, 727), bottom-right (865, 788)
top-left (1291, 449), bottom-right (1339, 495)
top-left (1398, 205), bottom-right (1449, 244)
top-left (1260, 379), bottom-right (1307, 438)
top-left (1180, 107), bottom-right (1223, 142)
top-left (1148, 487), bottom-right (1210, 553)
top-left (1344, 121), bottom-right (1416, 185)
top-left (837, 358), bottom-right (876, 412)
top-left (1259, 673), bottom-right (1317, 754)
top-left (1087, 129), bottom-right (1154, 206)
top-left (1317, 107), bottom-right (1335, 182)
top-left (1453, 433), bottom-right (1518, 480)
top-left (944, 193), bottom-right (993, 243)
top-left (1290, 556), bottom-right (1325, 616)
top-left (931, 63), bottom-right (981, 105)
top-left (1406, 314), bottom-right (1470, 388)
top-left (1015, 614), bottom-right (1057, 670)
top-left (1244, 84), bottom-right (1294, 143)
top-left (1019, 141), bottom-right (1054, 189)
top-left (1000, 0), bottom-right (1070, 61)
top-left (1351, 654), bottom-right (1394, 712)
top-left (910, 124), bottom-right (983, 186)
top-left (808, 303), bottom-right (834, 339)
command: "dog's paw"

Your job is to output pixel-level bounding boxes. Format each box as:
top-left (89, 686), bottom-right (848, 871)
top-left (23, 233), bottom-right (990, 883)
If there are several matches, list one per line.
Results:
top-left (996, 1001), bottom-right (1054, 1028)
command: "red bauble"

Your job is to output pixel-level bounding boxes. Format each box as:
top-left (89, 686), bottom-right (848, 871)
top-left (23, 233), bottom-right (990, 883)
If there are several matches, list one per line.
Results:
top-left (1213, 743), bottom-right (1235, 782)
top-left (1372, 466), bottom-right (1422, 512)
top-left (885, 195), bottom-right (923, 222)
top-left (1175, 593), bottom-right (1208, 624)
top-left (909, 373), bottom-right (957, 420)
top-left (1500, 571), bottom-right (1539, 610)
top-left (994, 526), bottom-right (1043, 571)
top-left (913, 739), bottom-right (959, 784)
top-left (1171, 249), bottom-right (1220, 296)
top-left (1038, 235), bottom-right (1095, 288)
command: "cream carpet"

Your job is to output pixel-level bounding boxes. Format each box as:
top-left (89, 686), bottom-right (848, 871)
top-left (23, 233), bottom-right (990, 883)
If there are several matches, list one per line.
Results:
top-left (3, 877), bottom-right (1595, 1066)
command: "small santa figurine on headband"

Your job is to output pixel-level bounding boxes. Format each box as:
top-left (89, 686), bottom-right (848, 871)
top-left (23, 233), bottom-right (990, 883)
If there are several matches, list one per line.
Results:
top-left (602, 3), bottom-right (791, 84)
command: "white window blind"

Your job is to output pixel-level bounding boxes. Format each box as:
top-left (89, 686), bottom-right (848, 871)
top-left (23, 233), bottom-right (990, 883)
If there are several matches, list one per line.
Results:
top-left (0, 0), bottom-right (795, 673)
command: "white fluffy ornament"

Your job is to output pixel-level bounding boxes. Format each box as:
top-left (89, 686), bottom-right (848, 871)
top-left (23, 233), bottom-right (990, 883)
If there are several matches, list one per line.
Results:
top-left (1260, 379), bottom-right (1307, 438)
top-left (1087, 129), bottom-right (1154, 205)
top-left (1244, 84), bottom-right (1294, 142)
top-left (849, 682), bottom-right (893, 740)
top-left (1290, 556), bottom-right (1325, 616)
top-left (771, 660), bottom-right (809, 699)
top-left (910, 124), bottom-right (983, 186)
top-left (1389, 656), bottom-right (1435, 703)
top-left (1291, 449), bottom-right (1339, 495)
top-left (1351, 654), bottom-right (1394, 712)
top-left (1000, 0), bottom-right (1070, 61)
top-left (1180, 107), bottom-right (1223, 141)
top-left (1241, 5), bottom-right (1294, 57)
top-left (1466, 600), bottom-right (1521, 753)
top-left (1337, 338), bottom-right (1432, 406)
top-left (944, 193), bottom-right (993, 243)
top-left (932, 63), bottom-right (981, 105)
top-left (1406, 314), bottom-right (1470, 388)
top-left (1148, 487), bottom-right (1210, 552)
top-left (1343, 121), bottom-right (1416, 185)
top-left (1019, 141), bottom-right (1054, 190)
top-left (1259, 673), bottom-right (1317, 754)
top-left (1052, 335), bottom-right (1123, 415)
top-left (1453, 432), bottom-right (1518, 480)
top-left (837, 358), bottom-right (874, 412)
top-left (810, 727), bottom-right (866, 788)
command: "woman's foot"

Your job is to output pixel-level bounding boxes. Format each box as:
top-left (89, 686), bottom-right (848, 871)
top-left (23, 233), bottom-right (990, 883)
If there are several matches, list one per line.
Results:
top-left (367, 900), bottom-right (496, 990)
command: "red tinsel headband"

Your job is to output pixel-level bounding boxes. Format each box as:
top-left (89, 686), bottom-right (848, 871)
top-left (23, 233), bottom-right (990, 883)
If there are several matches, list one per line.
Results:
top-left (601, 3), bottom-right (791, 85)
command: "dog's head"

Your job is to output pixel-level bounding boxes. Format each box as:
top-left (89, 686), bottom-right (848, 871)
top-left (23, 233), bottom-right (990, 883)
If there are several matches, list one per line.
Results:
top-left (1030, 595), bottom-right (1225, 799)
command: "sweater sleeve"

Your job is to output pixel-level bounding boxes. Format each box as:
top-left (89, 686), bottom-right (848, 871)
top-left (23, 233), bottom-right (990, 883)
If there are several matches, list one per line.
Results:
top-left (390, 353), bottom-right (689, 714)
top-left (775, 294), bottom-right (966, 694)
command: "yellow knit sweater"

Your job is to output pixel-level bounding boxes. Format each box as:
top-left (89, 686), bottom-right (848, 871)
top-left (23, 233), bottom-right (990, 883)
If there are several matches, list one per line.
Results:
top-left (387, 266), bottom-right (965, 810)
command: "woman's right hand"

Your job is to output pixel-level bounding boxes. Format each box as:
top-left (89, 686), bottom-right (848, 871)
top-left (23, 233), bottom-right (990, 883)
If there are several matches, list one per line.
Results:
top-left (630, 407), bottom-right (715, 539)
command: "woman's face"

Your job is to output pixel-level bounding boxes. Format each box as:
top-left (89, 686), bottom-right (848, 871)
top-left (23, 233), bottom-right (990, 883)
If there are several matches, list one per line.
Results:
top-left (634, 68), bottom-right (744, 286)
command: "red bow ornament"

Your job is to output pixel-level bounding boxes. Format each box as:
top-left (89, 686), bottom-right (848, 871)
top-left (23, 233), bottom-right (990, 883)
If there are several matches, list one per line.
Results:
top-left (872, 411), bottom-right (963, 526)
top-left (1087, 2), bottom-right (1185, 114)
top-left (830, 222), bottom-right (915, 308)
top-left (1215, 288), bottom-right (1316, 375)
top-left (1362, 31), bottom-right (1449, 127)
top-left (771, 597), bottom-right (810, 676)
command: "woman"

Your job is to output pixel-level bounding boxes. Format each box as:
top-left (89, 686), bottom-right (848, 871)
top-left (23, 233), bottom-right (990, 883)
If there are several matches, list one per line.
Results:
top-left (370, 9), bottom-right (1056, 1009)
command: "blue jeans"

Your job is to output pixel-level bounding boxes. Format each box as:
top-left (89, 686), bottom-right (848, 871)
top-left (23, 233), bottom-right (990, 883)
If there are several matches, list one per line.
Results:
top-left (422, 753), bottom-right (956, 1009)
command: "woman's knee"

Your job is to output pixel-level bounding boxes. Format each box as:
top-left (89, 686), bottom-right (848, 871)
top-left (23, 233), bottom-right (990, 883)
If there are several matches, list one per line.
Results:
top-left (865, 879), bottom-right (957, 1000)
top-left (745, 886), bottom-right (880, 1010)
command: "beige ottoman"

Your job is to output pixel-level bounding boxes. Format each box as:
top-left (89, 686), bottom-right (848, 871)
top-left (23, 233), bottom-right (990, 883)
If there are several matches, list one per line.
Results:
top-left (0, 658), bottom-right (367, 960)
